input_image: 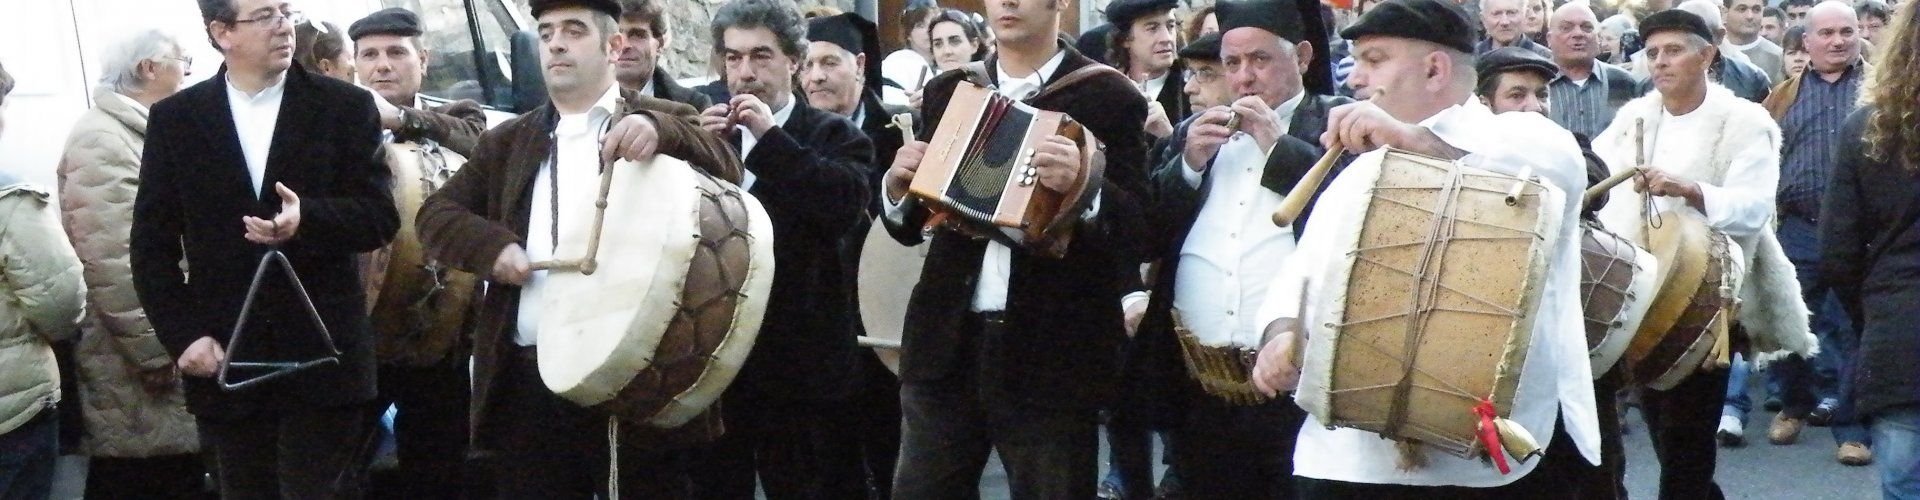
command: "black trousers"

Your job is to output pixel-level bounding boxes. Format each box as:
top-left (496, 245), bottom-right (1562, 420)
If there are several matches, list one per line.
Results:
top-left (685, 390), bottom-right (831, 500)
top-left (1583, 364), bottom-right (1629, 500)
top-left (1294, 416), bottom-right (1592, 499)
top-left (817, 352), bottom-right (902, 500)
top-left (891, 314), bottom-right (1100, 500)
top-left (199, 404), bottom-right (379, 500)
top-left (1639, 365), bottom-right (1730, 500)
top-left (87, 454), bottom-right (210, 499)
top-left (1170, 391), bottom-right (1307, 499)
top-left (489, 347), bottom-right (692, 499)
top-left (372, 356), bottom-right (471, 499)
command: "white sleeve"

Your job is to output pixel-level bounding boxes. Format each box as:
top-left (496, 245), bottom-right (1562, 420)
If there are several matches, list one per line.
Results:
top-left (882, 190), bottom-right (909, 227)
top-left (1696, 126), bottom-right (1780, 242)
top-left (1180, 158), bottom-right (1204, 188)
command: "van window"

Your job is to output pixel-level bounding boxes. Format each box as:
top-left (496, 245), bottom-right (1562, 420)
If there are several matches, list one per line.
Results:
top-left (379, 0), bottom-right (517, 109)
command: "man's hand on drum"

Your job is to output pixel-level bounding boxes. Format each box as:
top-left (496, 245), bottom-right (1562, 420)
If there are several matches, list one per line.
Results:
top-left (177, 336), bottom-right (226, 378)
top-left (601, 114), bottom-right (660, 164)
top-left (492, 244), bottom-right (532, 286)
top-left (1033, 136), bottom-right (1082, 193)
top-left (1251, 316), bottom-right (1305, 397)
top-left (1182, 106), bottom-right (1237, 171)
top-left (886, 141), bottom-right (928, 204)
top-left (1321, 101), bottom-right (1465, 160)
top-left (242, 182), bottom-right (301, 246)
top-left (1633, 167), bottom-right (1706, 212)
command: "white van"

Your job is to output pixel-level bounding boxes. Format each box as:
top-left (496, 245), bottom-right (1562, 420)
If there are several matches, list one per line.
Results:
top-left (0, 0), bottom-right (547, 195)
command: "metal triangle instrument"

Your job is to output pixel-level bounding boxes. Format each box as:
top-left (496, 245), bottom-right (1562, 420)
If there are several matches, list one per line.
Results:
top-left (218, 247), bottom-right (343, 391)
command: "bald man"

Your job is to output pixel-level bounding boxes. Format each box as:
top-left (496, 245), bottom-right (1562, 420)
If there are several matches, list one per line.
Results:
top-left (1754, 0), bottom-right (1873, 467)
top-left (1545, 2), bottom-right (1640, 138)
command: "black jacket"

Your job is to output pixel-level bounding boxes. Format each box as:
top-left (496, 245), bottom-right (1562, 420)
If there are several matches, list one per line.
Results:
top-left (1820, 106), bottom-right (1920, 417)
top-left (131, 64), bottom-right (399, 417)
top-left (1152, 62), bottom-right (1190, 126)
top-left (646, 68), bottom-right (715, 110)
top-left (881, 44), bottom-right (1150, 411)
top-left (727, 96), bottom-right (875, 402)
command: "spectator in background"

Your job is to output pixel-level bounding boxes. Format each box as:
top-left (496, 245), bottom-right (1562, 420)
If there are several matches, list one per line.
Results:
top-left (1726, 0), bottom-right (1786, 84)
top-left (1106, 0), bottom-right (1188, 141)
top-left (1598, 14), bottom-right (1637, 63)
top-left (927, 8), bottom-right (988, 72)
top-left (1478, 0), bottom-right (1554, 56)
top-left (1858, 0), bottom-right (1891, 44)
top-left (1783, 25), bottom-right (1810, 78)
top-left (1184, 4), bottom-right (1219, 42)
top-left (883, 0), bottom-right (940, 102)
top-left (54, 28), bottom-right (205, 500)
top-left (1547, 2), bottom-right (1640, 139)
top-left (614, 0), bottom-right (714, 109)
top-left (1762, 6), bottom-right (1787, 43)
top-left (0, 58), bottom-right (89, 500)
top-left (1784, 0), bottom-right (1816, 28)
top-left (1525, 0), bottom-right (1551, 42)
top-left (293, 19), bottom-right (352, 82)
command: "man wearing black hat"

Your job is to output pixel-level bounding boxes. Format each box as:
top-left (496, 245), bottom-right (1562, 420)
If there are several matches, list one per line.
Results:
top-left (1591, 9), bottom-right (1806, 499)
top-left (346, 7), bottom-right (490, 497)
top-left (416, 0), bottom-right (745, 496)
top-left (1246, 0), bottom-right (1600, 494)
top-left (1105, 0), bottom-right (1189, 140)
top-left (800, 11), bottom-right (911, 500)
top-left (878, 0), bottom-right (1151, 495)
top-left (615, 0), bottom-right (713, 109)
top-left (1130, 0), bottom-right (1352, 496)
top-left (1474, 46), bottom-right (1557, 114)
top-left (683, 0), bottom-right (875, 497)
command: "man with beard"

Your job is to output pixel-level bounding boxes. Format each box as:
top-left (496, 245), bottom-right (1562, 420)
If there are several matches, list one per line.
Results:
top-left (686, 0), bottom-right (874, 497)
top-left (614, 0), bottom-right (713, 109)
top-left (1726, 0), bottom-right (1786, 84)
top-left (1106, 0), bottom-right (1189, 141)
top-left (415, 0), bottom-right (744, 496)
top-left (1545, 2), bottom-right (1640, 139)
top-left (1133, 0), bottom-right (1352, 496)
top-left (879, 0), bottom-right (1150, 495)
top-left (345, 8), bottom-right (490, 497)
top-left (799, 12), bottom-right (908, 499)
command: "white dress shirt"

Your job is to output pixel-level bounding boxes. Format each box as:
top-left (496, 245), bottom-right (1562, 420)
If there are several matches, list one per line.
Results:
top-left (732, 96), bottom-right (796, 191)
top-left (225, 73), bottom-right (288, 197)
top-left (1167, 92), bottom-right (1304, 348)
top-left (516, 83), bottom-right (622, 346)
top-left (882, 49), bottom-right (1068, 312)
top-left (1139, 72), bottom-right (1168, 102)
top-left (1256, 98), bottom-right (1600, 486)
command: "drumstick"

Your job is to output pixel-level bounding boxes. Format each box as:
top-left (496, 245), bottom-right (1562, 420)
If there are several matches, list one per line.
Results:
top-left (1503, 165), bottom-right (1533, 206)
top-left (1583, 166), bottom-right (1643, 208)
top-left (1270, 89), bottom-right (1383, 227)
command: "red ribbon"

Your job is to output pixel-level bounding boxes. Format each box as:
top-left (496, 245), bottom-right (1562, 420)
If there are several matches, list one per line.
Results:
top-left (1474, 399), bottom-right (1510, 474)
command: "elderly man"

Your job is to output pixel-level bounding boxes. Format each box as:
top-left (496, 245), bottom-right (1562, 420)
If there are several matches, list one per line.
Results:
top-left (614, 0), bottom-right (712, 109)
top-left (1106, 0), bottom-right (1189, 140)
top-left (1592, 9), bottom-right (1812, 498)
top-left (1478, 0), bottom-right (1552, 57)
top-left (1131, 0), bottom-right (1353, 496)
top-left (55, 29), bottom-right (203, 499)
top-left (1247, 0), bottom-right (1598, 495)
top-left (1545, 2), bottom-right (1640, 138)
top-left (686, 1), bottom-right (874, 497)
top-left (1726, 0), bottom-right (1786, 84)
top-left (1754, 0), bottom-right (1873, 467)
top-left (0, 60), bottom-right (88, 500)
top-left (416, 0), bottom-right (743, 496)
top-left (1624, 0), bottom-right (1774, 103)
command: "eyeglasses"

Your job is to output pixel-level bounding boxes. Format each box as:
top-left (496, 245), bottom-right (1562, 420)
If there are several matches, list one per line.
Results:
top-left (165, 55), bottom-right (194, 67)
top-left (231, 10), bottom-right (305, 30)
top-left (1186, 68), bottom-right (1224, 83)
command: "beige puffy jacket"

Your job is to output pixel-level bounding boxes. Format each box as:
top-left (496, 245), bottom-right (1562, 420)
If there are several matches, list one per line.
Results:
top-left (56, 89), bottom-right (198, 457)
top-left (0, 174), bottom-right (86, 436)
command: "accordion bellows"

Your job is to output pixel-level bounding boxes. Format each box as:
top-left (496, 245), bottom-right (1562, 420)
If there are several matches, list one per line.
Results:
top-left (909, 82), bottom-right (1101, 257)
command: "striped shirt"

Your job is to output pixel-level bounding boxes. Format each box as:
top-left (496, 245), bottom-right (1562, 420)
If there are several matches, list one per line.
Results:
top-left (1778, 64), bottom-right (1863, 220)
top-left (1548, 60), bottom-right (1629, 139)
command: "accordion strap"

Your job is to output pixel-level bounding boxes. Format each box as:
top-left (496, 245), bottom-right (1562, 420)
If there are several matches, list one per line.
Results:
top-left (959, 61), bottom-right (1129, 104)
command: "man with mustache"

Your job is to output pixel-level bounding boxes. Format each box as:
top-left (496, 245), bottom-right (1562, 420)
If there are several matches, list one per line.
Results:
top-left (1545, 2), bottom-right (1639, 139)
top-left (1756, 0), bottom-right (1873, 467)
top-left (1106, 0), bottom-right (1189, 141)
top-left (613, 0), bottom-right (713, 109)
top-left (415, 0), bottom-right (744, 496)
top-left (685, 0), bottom-right (875, 497)
top-left (131, 0), bottom-right (400, 496)
top-left (341, 8), bottom-right (488, 498)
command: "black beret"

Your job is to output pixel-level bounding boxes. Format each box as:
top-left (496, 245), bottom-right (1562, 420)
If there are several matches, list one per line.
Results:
top-left (903, 0), bottom-right (939, 14)
top-left (530, 0), bottom-right (621, 19)
top-left (1217, 0), bottom-right (1305, 41)
top-left (349, 8), bottom-right (422, 41)
top-left (1339, 0), bottom-right (1476, 54)
top-left (1476, 46), bottom-right (1560, 81)
top-left (808, 13), bottom-right (884, 91)
top-left (1178, 32), bottom-right (1224, 61)
top-left (1639, 9), bottom-right (1715, 44)
top-left (1105, 0), bottom-right (1179, 28)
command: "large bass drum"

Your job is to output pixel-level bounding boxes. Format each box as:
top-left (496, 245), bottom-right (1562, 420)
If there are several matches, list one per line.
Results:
top-left (1625, 210), bottom-right (1735, 391)
top-left (367, 141), bottom-right (480, 367)
top-left (856, 222), bottom-right (922, 374)
top-left (1294, 148), bottom-right (1564, 461)
top-left (535, 154), bottom-right (775, 429)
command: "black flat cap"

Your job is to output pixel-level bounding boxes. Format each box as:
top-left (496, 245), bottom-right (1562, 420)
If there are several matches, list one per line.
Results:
top-left (1476, 46), bottom-right (1560, 81)
top-left (1639, 9), bottom-right (1715, 43)
top-left (1339, 0), bottom-right (1476, 54)
top-left (1178, 32), bottom-right (1224, 61)
top-left (349, 8), bottom-right (422, 41)
top-left (530, 0), bottom-right (621, 19)
top-left (1217, 0), bottom-right (1305, 41)
top-left (1105, 0), bottom-right (1179, 28)
top-left (808, 13), bottom-right (884, 91)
